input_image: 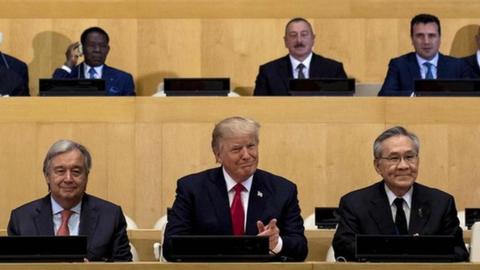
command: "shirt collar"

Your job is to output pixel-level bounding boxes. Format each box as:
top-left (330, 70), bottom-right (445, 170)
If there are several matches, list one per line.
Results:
top-left (384, 183), bottom-right (413, 209)
top-left (222, 167), bottom-right (253, 192)
top-left (476, 50), bottom-right (480, 67)
top-left (416, 53), bottom-right (439, 67)
top-left (84, 63), bottom-right (104, 75)
top-left (289, 52), bottom-right (313, 71)
top-left (50, 195), bottom-right (82, 215)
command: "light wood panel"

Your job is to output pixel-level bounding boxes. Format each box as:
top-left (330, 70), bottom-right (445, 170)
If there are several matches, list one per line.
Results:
top-left (0, 1), bottom-right (479, 96)
top-left (0, 97), bottom-right (479, 229)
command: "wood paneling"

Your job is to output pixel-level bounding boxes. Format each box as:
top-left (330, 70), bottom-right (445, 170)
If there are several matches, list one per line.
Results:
top-left (0, 1), bottom-right (478, 95)
top-left (0, 97), bottom-right (478, 229)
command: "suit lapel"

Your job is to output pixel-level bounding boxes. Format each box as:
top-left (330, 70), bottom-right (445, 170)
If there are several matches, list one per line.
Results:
top-left (79, 194), bottom-right (99, 240)
top-left (408, 184), bottom-right (431, 234)
top-left (206, 168), bottom-right (233, 234)
top-left (276, 55), bottom-right (293, 90)
top-left (245, 172), bottom-right (267, 235)
top-left (473, 56), bottom-right (480, 76)
top-left (436, 54), bottom-right (448, 78)
top-left (309, 53), bottom-right (323, 78)
top-left (408, 54), bottom-right (422, 80)
top-left (34, 195), bottom-right (55, 235)
top-left (369, 182), bottom-right (397, 234)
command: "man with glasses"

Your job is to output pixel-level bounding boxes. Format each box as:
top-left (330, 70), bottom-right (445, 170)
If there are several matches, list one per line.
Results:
top-left (52, 27), bottom-right (135, 96)
top-left (332, 126), bottom-right (468, 261)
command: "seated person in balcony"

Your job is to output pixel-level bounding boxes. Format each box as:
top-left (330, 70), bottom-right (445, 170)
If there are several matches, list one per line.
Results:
top-left (163, 116), bottom-right (308, 261)
top-left (462, 26), bottom-right (480, 78)
top-left (332, 126), bottom-right (468, 261)
top-left (253, 17), bottom-right (347, 96)
top-left (52, 27), bottom-right (135, 96)
top-left (8, 139), bottom-right (132, 261)
top-left (0, 49), bottom-right (29, 96)
top-left (379, 14), bottom-right (471, 96)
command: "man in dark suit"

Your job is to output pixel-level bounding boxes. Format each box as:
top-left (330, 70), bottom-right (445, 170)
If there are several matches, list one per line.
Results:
top-left (462, 27), bottom-right (480, 78)
top-left (52, 27), bottom-right (135, 96)
top-left (8, 139), bottom-right (132, 261)
top-left (332, 126), bottom-right (468, 262)
top-left (163, 116), bottom-right (307, 261)
top-left (0, 51), bottom-right (29, 96)
top-left (379, 14), bottom-right (471, 96)
top-left (253, 17), bottom-right (347, 96)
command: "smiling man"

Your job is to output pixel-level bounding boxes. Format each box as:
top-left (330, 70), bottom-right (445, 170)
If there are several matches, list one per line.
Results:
top-left (163, 116), bottom-right (308, 261)
top-left (378, 14), bottom-right (471, 96)
top-left (8, 139), bottom-right (132, 261)
top-left (253, 17), bottom-right (347, 96)
top-left (332, 126), bottom-right (468, 261)
top-left (52, 27), bottom-right (135, 96)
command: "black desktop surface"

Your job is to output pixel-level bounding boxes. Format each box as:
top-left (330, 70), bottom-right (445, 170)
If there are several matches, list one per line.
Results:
top-left (0, 236), bottom-right (87, 262)
top-left (167, 235), bottom-right (275, 262)
top-left (164, 78), bottom-right (230, 96)
top-left (315, 207), bottom-right (339, 229)
top-left (355, 234), bottom-right (456, 262)
top-left (415, 79), bottom-right (480, 96)
top-left (288, 78), bottom-right (355, 96)
top-left (466, 208), bottom-right (480, 229)
top-left (39, 79), bottom-right (106, 96)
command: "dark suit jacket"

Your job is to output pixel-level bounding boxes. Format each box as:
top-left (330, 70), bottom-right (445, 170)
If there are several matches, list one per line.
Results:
top-left (163, 167), bottom-right (308, 261)
top-left (7, 193), bottom-right (132, 261)
top-left (0, 52), bottom-right (29, 96)
top-left (253, 53), bottom-right (347, 96)
top-left (52, 62), bottom-right (135, 96)
top-left (463, 54), bottom-right (480, 78)
top-left (378, 52), bottom-right (471, 96)
top-left (332, 181), bottom-right (468, 261)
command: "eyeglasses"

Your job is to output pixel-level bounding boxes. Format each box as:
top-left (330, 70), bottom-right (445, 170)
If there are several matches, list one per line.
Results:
top-left (378, 154), bottom-right (418, 165)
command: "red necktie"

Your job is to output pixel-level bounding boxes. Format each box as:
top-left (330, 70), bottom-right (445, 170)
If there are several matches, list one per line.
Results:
top-left (231, 184), bottom-right (245, 235)
top-left (56, 210), bottom-right (73, 236)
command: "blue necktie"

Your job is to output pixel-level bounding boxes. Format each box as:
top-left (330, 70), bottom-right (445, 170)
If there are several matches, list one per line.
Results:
top-left (423, 62), bottom-right (434, 79)
top-left (88, 68), bottom-right (97, 79)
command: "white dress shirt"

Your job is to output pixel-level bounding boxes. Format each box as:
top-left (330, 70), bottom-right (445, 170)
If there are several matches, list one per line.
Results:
top-left (289, 52), bottom-right (313, 79)
top-left (384, 184), bottom-right (413, 227)
top-left (51, 196), bottom-right (82, 235)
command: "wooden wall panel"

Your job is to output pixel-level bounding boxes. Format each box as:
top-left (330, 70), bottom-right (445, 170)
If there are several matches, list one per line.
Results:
top-left (0, 1), bottom-right (479, 96)
top-left (0, 98), bottom-right (479, 228)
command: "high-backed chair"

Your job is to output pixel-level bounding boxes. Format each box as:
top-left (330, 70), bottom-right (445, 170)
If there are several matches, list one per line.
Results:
top-left (153, 214), bottom-right (168, 261)
top-left (124, 215), bottom-right (139, 261)
top-left (303, 213), bottom-right (317, 230)
top-left (470, 222), bottom-right (480, 262)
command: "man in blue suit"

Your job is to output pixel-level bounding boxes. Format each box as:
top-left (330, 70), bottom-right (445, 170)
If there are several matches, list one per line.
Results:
top-left (163, 116), bottom-right (308, 261)
top-left (254, 17), bottom-right (347, 96)
top-left (0, 51), bottom-right (29, 96)
top-left (332, 126), bottom-right (468, 261)
top-left (8, 139), bottom-right (132, 261)
top-left (52, 27), bottom-right (135, 96)
top-left (462, 26), bottom-right (480, 78)
top-left (379, 14), bottom-right (471, 96)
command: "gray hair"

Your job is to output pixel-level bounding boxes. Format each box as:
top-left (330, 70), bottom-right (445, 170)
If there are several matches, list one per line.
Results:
top-left (373, 126), bottom-right (420, 159)
top-left (43, 139), bottom-right (92, 176)
top-left (211, 116), bottom-right (260, 154)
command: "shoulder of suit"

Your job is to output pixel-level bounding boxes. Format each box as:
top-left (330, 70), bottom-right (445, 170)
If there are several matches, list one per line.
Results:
top-left (83, 193), bottom-right (122, 210)
top-left (312, 53), bottom-right (344, 66)
top-left (412, 182), bottom-right (453, 199)
top-left (177, 167), bottom-right (221, 184)
top-left (259, 55), bottom-right (290, 69)
top-left (340, 181), bottom-right (383, 201)
top-left (10, 195), bottom-right (49, 213)
top-left (103, 64), bottom-right (133, 78)
top-left (254, 168), bottom-right (296, 188)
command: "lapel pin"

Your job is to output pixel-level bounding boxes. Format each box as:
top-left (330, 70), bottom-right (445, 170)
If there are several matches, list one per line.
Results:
top-left (257, 191), bottom-right (263, 197)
